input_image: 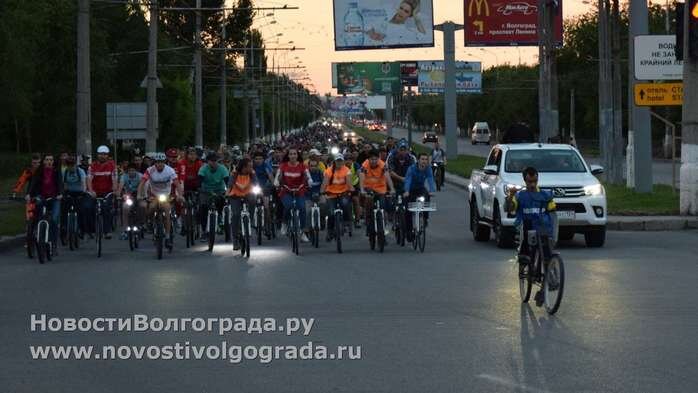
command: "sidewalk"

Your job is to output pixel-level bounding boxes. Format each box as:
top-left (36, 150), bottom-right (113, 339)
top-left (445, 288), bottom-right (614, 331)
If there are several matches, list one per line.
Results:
top-left (442, 170), bottom-right (698, 232)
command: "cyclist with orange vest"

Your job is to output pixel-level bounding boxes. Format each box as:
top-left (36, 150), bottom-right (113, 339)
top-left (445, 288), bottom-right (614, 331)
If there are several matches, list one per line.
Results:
top-left (227, 158), bottom-right (257, 250)
top-left (359, 149), bottom-right (395, 219)
top-left (321, 154), bottom-right (354, 240)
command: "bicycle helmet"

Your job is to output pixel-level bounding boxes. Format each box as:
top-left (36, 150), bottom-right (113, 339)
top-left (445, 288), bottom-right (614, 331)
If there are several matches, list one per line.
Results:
top-left (153, 152), bottom-right (167, 162)
top-left (97, 145), bottom-right (110, 154)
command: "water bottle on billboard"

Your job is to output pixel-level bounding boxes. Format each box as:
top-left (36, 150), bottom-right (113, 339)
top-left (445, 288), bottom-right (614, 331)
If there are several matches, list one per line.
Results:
top-left (343, 2), bottom-right (364, 47)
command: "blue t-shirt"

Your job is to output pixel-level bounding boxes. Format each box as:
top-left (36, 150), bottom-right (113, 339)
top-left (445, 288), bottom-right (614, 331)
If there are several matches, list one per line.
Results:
top-left (63, 167), bottom-right (86, 193)
top-left (120, 172), bottom-right (142, 194)
top-left (254, 162), bottom-right (273, 187)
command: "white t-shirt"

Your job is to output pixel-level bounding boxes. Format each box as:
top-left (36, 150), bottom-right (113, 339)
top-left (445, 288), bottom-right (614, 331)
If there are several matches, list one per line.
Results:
top-left (143, 165), bottom-right (177, 196)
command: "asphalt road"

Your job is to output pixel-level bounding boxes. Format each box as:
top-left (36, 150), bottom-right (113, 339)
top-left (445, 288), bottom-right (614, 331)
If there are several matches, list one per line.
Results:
top-left (1, 187), bottom-right (697, 393)
top-left (387, 127), bottom-right (678, 186)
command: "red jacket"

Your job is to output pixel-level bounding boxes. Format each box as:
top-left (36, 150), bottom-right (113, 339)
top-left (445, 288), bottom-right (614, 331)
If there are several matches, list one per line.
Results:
top-left (177, 159), bottom-right (204, 192)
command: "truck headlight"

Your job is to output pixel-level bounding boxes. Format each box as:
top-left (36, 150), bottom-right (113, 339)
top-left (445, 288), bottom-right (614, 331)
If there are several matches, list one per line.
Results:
top-left (584, 184), bottom-right (605, 196)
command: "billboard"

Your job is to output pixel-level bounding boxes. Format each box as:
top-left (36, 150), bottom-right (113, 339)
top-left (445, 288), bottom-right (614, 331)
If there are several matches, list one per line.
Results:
top-left (336, 62), bottom-right (401, 95)
top-left (463, 0), bottom-right (563, 46)
top-left (330, 96), bottom-right (369, 114)
top-left (418, 61), bottom-right (482, 94)
top-left (333, 0), bottom-right (435, 50)
top-left (400, 61), bottom-right (419, 86)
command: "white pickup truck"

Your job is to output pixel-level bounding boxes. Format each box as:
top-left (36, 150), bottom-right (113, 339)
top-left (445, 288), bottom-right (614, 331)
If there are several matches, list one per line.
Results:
top-left (468, 143), bottom-right (607, 248)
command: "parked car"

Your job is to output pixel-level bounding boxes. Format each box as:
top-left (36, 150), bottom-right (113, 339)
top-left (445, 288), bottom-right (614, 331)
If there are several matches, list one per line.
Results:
top-left (422, 132), bottom-right (439, 143)
top-left (471, 122), bottom-right (491, 145)
top-left (468, 143), bottom-right (607, 248)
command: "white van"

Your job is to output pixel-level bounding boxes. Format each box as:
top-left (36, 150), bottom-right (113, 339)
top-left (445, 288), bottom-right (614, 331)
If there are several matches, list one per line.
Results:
top-left (471, 122), bottom-right (491, 145)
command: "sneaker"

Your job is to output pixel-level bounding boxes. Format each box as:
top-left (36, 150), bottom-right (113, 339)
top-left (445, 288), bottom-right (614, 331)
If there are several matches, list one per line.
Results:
top-left (200, 233), bottom-right (209, 243)
top-left (534, 290), bottom-right (544, 307)
top-left (300, 233), bottom-right (310, 243)
top-left (120, 231), bottom-right (128, 240)
top-left (233, 240), bottom-right (240, 251)
top-left (280, 223), bottom-right (288, 236)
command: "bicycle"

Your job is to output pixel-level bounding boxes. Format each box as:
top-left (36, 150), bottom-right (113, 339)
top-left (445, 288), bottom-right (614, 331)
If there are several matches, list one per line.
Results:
top-left (364, 190), bottom-right (388, 253)
top-left (268, 188), bottom-right (280, 239)
top-left (94, 192), bottom-right (114, 258)
top-left (31, 197), bottom-right (58, 263)
top-left (326, 192), bottom-right (352, 254)
top-left (517, 204), bottom-right (565, 315)
top-left (251, 185), bottom-right (265, 246)
top-left (283, 185), bottom-right (305, 256)
top-left (205, 193), bottom-right (226, 252)
top-left (232, 195), bottom-right (252, 258)
top-left (150, 194), bottom-right (173, 260)
top-left (123, 194), bottom-right (141, 251)
top-left (309, 194), bottom-right (322, 249)
top-left (393, 194), bottom-right (407, 247)
top-left (407, 195), bottom-right (436, 253)
top-left (63, 193), bottom-right (84, 251)
top-left (182, 191), bottom-right (199, 249)
top-left (432, 162), bottom-right (445, 191)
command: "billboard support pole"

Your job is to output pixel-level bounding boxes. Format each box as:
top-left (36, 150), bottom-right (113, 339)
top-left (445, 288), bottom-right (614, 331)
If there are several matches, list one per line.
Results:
top-left (407, 87), bottom-right (413, 147)
top-left (386, 95), bottom-right (393, 137)
top-left (435, 21), bottom-right (464, 160)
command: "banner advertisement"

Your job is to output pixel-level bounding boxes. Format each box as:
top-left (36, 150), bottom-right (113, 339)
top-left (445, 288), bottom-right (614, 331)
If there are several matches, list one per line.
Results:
top-left (400, 61), bottom-right (419, 86)
top-left (336, 62), bottom-right (401, 95)
top-left (330, 96), bottom-right (369, 114)
top-left (333, 0), bottom-right (435, 50)
top-left (463, 0), bottom-right (562, 46)
top-left (417, 61), bottom-right (482, 94)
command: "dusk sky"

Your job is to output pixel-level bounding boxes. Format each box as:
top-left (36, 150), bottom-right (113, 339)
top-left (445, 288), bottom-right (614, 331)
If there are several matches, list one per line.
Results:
top-left (249, 0), bottom-right (597, 95)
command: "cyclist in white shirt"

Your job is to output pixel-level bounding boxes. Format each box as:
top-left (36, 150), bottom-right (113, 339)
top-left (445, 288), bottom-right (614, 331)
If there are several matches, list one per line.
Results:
top-left (137, 153), bottom-right (183, 247)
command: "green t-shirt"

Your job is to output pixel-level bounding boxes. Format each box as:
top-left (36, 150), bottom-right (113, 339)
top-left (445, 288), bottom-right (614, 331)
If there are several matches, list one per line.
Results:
top-left (198, 164), bottom-right (229, 194)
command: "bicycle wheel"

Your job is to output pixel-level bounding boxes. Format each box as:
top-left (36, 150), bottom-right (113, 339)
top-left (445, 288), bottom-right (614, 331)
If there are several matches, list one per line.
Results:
top-left (26, 222), bottom-right (35, 259)
top-left (544, 255), bottom-right (565, 315)
top-left (256, 209), bottom-right (263, 246)
top-left (368, 214), bottom-right (376, 251)
top-left (396, 210), bottom-right (406, 247)
top-left (376, 211), bottom-right (385, 253)
top-left (518, 256), bottom-right (533, 303)
top-left (223, 207), bottom-right (232, 243)
top-left (184, 209), bottom-right (192, 249)
top-left (435, 168), bottom-right (442, 191)
top-left (155, 221), bottom-right (164, 260)
top-left (242, 216), bottom-right (250, 257)
top-left (96, 215), bottom-right (103, 258)
top-left (418, 215), bottom-right (426, 253)
top-left (129, 230), bottom-right (135, 251)
top-left (335, 212), bottom-right (343, 254)
top-left (35, 227), bottom-right (46, 264)
top-left (208, 211), bottom-right (216, 252)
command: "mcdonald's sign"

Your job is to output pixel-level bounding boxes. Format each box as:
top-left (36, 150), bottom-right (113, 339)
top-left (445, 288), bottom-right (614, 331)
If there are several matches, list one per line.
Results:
top-left (468, 0), bottom-right (490, 17)
top-left (464, 0), bottom-right (562, 46)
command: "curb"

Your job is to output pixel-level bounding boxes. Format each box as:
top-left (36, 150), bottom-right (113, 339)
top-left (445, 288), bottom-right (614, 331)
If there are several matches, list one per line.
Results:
top-left (0, 234), bottom-right (25, 252)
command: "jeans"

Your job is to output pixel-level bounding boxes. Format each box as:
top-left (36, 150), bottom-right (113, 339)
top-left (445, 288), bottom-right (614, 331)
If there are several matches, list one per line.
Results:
top-left (281, 194), bottom-right (306, 230)
top-left (327, 195), bottom-right (351, 233)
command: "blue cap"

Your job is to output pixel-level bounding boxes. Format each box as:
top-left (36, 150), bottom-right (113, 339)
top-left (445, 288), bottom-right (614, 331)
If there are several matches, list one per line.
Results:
top-left (398, 140), bottom-right (409, 149)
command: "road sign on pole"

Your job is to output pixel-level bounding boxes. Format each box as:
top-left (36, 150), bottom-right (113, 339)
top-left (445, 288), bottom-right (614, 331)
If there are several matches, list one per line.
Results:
top-left (634, 82), bottom-right (684, 106)
top-left (634, 35), bottom-right (684, 80)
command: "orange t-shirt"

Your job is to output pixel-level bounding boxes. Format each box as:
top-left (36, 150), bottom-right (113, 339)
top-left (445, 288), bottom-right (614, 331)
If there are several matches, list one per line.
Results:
top-left (361, 160), bottom-right (388, 194)
top-left (228, 174), bottom-right (252, 197)
top-left (324, 165), bottom-right (350, 196)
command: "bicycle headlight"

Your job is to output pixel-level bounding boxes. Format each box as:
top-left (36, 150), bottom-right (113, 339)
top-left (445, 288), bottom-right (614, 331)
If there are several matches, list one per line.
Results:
top-left (252, 185), bottom-right (262, 195)
top-left (417, 196), bottom-right (426, 202)
top-left (584, 184), bottom-right (605, 196)
top-left (331, 147), bottom-right (340, 155)
top-left (158, 194), bottom-right (168, 203)
top-left (125, 197), bottom-right (134, 207)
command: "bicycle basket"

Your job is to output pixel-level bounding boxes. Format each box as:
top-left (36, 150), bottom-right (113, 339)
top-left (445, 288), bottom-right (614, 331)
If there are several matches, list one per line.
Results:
top-left (407, 201), bottom-right (437, 212)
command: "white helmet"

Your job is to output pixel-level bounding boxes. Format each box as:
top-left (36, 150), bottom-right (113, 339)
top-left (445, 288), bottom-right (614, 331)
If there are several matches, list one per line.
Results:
top-left (97, 145), bottom-right (110, 154)
top-left (152, 152), bottom-right (167, 162)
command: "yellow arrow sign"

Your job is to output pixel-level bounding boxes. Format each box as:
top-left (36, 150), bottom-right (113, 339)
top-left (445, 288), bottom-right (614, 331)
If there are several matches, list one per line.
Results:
top-left (634, 82), bottom-right (683, 106)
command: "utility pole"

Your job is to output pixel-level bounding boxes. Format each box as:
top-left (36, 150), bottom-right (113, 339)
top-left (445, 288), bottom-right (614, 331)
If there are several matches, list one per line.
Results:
top-left (194, 0), bottom-right (203, 147)
top-left (146, 0), bottom-right (158, 152)
top-left (538, 0), bottom-right (559, 143)
top-left (629, 0), bottom-right (653, 192)
top-left (680, 0), bottom-right (698, 214)
top-left (76, 0), bottom-right (92, 157)
top-left (664, 0), bottom-right (673, 159)
top-left (220, 9), bottom-right (227, 147)
top-left (569, 88), bottom-right (576, 142)
top-left (435, 21), bottom-right (464, 160)
top-left (385, 95), bottom-right (393, 137)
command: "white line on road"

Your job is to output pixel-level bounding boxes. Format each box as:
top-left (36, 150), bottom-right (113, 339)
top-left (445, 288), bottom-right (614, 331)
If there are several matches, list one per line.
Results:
top-left (476, 374), bottom-right (552, 393)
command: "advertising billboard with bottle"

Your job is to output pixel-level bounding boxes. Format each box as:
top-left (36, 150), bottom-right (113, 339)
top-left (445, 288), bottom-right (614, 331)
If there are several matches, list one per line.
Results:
top-left (418, 61), bottom-right (482, 94)
top-left (333, 0), bottom-right (435, 50)
top-left (336, 62), bottom-right (401, 95)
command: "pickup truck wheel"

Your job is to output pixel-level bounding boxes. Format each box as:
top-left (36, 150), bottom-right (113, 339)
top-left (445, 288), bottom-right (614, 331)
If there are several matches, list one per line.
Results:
top-left (584, 227), bottom-right (606, 248)
top-left (470, 200), bottom-right (490, 242)
top-left (493, 206), bottom-right (515, 249)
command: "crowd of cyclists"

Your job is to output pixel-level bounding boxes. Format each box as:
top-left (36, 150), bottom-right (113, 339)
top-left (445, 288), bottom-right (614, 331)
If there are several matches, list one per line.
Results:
top-left (11, 119), bottom-right (446, 259)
